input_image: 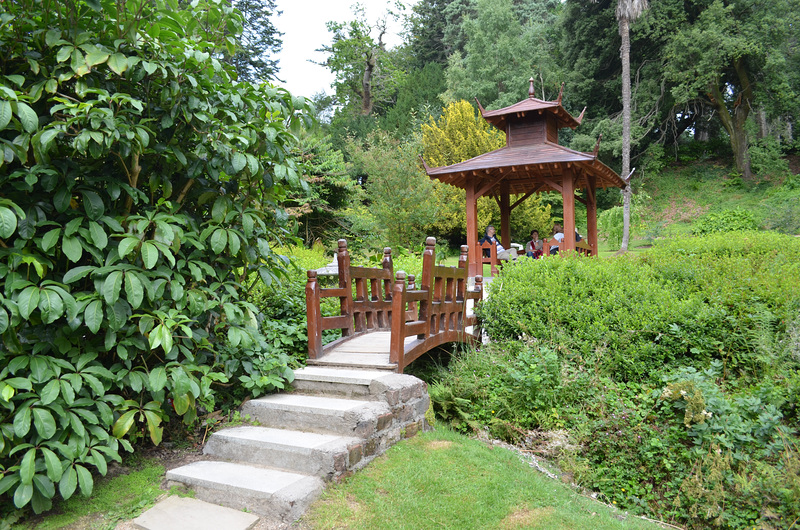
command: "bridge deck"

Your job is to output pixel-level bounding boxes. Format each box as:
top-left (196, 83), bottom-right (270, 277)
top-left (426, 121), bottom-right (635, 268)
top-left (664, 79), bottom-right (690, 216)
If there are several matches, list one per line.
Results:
top-left (307, 332), bottom-right (398, 371)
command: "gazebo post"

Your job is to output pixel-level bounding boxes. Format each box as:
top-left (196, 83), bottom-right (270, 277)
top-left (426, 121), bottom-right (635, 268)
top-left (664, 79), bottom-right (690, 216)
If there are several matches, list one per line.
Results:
top-left (562, 165), bottom-right (576, 252)
top-left (500, 181), bottom-right (511, 251)
top-left (466, 176), bottom-right (480, 276)
top-left (587, 175), bottom-right (598, 256)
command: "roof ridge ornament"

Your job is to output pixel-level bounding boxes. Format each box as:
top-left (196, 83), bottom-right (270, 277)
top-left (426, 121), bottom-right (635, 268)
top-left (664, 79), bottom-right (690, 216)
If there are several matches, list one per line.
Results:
top-left (577, 106), bottom-right (586, 125)
top-left (528, 77), bottom-right (535, 99)
top-left (592, 134), bottom-right (603, 157)
top-left (474, 97), bottom-right (486, 116)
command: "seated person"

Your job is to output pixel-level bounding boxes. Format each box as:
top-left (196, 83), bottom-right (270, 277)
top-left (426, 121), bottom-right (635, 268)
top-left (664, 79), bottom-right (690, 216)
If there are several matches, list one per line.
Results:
top-left (479, 225), bottom-right (518, 261)
top-left (550, 223), bottom-right (564, 255)
top-left (525, 230), bottom-right (544, 258)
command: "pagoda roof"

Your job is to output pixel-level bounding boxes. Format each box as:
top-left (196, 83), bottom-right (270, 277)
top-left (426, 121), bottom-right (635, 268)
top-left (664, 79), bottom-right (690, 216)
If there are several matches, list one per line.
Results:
top-left (476, 80), bottom-right (586, 131)
top-left (423, 141), bottom-right (625, 194)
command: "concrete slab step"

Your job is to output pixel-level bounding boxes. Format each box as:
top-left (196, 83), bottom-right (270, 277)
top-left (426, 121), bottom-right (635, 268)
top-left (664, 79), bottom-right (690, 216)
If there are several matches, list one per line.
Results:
top-left (203, 425), bottom-right (360, 480)
top-left (292, 366), bottom-right (400, 398)
top-left (165, 461), bottom-right (323, 522)
top-left (132, 495), bottom-right (259, 530)
top-left (241, 393), bottom-right (392, 437)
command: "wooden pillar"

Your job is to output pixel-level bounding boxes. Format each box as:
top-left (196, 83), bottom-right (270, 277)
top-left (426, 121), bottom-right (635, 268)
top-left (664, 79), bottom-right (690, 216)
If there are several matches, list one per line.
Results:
top-left (500, 181), bottom-right (511, 251)
top-left (562, 167), bottom-right (576, 252)
top-left (465, 176), bottom-right (480, 277)
top-left (587, 175), bottom-right (598, 256)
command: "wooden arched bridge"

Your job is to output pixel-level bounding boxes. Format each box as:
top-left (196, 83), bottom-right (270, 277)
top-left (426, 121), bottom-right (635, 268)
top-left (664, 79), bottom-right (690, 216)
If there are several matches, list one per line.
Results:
top-left (306, 238), bottom-right (483, 373)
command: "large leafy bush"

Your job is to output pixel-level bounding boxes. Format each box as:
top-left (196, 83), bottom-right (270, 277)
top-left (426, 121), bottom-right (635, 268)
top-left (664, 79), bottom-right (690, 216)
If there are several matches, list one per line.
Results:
top-left (434, 233), bottom-right (800, 528)
top-left (0, 0), bottom-right (312, 513)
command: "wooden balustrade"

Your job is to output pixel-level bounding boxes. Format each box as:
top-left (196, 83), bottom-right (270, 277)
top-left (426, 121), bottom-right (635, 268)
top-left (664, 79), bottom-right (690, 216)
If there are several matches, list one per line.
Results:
top-left (306, 237), bottom-right (483, 372)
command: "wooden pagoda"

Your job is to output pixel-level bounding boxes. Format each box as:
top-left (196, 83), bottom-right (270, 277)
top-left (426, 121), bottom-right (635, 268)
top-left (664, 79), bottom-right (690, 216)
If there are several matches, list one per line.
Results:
top-left (422, 79), bottom-right (626, 277)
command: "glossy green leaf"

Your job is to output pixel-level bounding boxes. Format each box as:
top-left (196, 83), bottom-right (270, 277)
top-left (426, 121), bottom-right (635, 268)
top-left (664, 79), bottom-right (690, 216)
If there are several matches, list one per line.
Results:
top-left (14, 101), bottom-right (38, 133)
top-left (112, 409), bottom-right (137, 438)
top-left (14, 482), bottom-right (33, 508)
top-left (41, 227), bottom-right (61, 252)
top-left (63, 265), bottom-right (94, 284)
top-left (107, 53), bottom-right (128, 75)
top-left (102, 270), bottom-right (123, 305)
top-left (62, 235), bottom-right (82, 262)
top-left (81, 190), bottom-right (104, 220)
top-left (39, 379), bottom-right (60, 405)
top-left (125, 272), bottom-right (144, 309)
top-left (117, 236), bottom-right (140, 258)
top-left (17, 285), bottom-right (40, 319)
top-left (32, 408), bottom-right (57, 438)
top-left (41, 447), bottom-right (63, 482)
top-left (13, 405), bottom-right (31, 437)
top-left (38, 288), bottom-right (64, 324)
top-left (59, 467), bottom-right (77, 500)
top-left (75, 464), bottom-right (93, 497)
top-left (84, 299), bottom-right (103, 333)
top-left (143, 410), bottom-right (163, 445)
top-left (210, 228), bottom-right (227, 254)
top-left (140, 241), bottom-right (158, 269)
top-left (88, 221), bottom-right (107, 249)
top-left (231, 152), bottom-right (246, 173)
top-left (20, 448), bottom-right (36, 484)
top-left (149, 366), bottom-right (167, 392)
top-left (0, 206), bottom-right (17, 238)
top-left (0, 100), bottom-right (12, 129)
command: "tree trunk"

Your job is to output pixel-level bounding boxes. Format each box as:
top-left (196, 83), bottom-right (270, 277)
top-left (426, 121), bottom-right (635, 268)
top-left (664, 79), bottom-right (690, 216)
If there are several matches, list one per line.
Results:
top-left (620, 16), bottom-right (632, 252)
top-left (708, 58), bottom-right (753, 179)
top-left (361, 51), bottom-right (376, 115)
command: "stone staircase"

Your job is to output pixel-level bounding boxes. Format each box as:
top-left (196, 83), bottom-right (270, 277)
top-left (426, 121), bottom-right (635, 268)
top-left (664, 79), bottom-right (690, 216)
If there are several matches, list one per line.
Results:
top-left (158, 366), bottom-right (430, 527)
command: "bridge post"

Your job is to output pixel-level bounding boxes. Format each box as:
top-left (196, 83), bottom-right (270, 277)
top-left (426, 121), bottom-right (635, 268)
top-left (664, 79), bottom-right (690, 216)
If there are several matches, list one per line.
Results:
top-left (337, 239), bottom-right (355, 338)
top-left (305, 270), bottom-right (322, 359)
top-left (419, 237), bottom-right (436, 339)
top-left (390, 271), bottom-right (408, 372)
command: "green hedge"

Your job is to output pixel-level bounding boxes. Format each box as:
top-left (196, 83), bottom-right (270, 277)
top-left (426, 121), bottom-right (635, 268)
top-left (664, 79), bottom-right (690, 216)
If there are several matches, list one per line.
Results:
top-left (431, 232), bottom-right (800, 528)
top-left (480, 232), bottom-right (800, 382)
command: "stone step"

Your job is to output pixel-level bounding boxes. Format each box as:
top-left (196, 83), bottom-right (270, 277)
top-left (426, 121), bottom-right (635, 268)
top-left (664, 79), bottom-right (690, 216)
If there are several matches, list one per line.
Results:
top-left (165, 460), bottom-right (323, 522)
top-left (292, 366), bottom-right (422, 401)
top-left (203, 425), bottom-right (360, 480)
top-left (132, 495), bottom-right (259, 530)
top-left (241, 393), bottom-right (392, 437)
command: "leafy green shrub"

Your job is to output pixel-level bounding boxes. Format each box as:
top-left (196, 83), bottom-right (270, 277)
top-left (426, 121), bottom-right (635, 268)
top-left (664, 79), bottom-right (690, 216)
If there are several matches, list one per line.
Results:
top-left (748, 135), bottom-right (790, 177)
top-left (692, 208), bottom-right (760, 235)
top-left (432, 233), bottom-right (800, 528)
top-left (762, 174), bottom-right (800, 235)
top-left (0, 0), bottom-right (312, 513)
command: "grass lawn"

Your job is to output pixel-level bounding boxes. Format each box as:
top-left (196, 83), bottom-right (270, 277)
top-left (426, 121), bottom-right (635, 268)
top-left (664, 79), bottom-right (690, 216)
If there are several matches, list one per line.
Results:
top-left (301, 427), bottom-right (667, 530)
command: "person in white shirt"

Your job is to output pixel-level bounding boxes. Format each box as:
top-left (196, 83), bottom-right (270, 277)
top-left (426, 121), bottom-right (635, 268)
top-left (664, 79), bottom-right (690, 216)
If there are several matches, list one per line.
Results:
top-left (550, 223), bottom-right (565, 255)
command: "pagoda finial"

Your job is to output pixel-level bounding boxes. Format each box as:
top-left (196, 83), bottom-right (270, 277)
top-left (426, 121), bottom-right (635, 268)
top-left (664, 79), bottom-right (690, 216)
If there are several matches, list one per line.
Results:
top-left (474, 97), bottom-right (486, 116)
top-left (557, 82), bottom-right (564, 103)
top-left (528, 77), bottom-right (535, 99)
top-left (577, 106), bottom-right (587, 125)
top-left (592, 134), bottom-right (603, 157)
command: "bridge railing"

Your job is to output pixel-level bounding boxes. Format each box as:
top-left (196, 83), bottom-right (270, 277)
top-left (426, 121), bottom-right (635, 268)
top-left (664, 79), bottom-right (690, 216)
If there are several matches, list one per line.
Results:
top-left (305, 237), bottom-right (483, 372)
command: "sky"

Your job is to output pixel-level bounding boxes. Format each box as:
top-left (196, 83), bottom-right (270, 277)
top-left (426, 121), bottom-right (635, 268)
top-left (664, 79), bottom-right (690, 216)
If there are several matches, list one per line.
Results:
top-left (272, 0), bottom-right (407, 99)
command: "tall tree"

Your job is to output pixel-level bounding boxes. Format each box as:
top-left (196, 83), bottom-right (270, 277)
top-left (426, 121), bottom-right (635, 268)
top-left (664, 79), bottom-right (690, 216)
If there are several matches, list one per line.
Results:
top-left (317, 5), bottom-right (405, 116)
top-left (617, 0), bottom-right (648, 252)
top-left (227, 0), bottom-right (283, 82)
top-left (664, 0), bottom-right (800, 179)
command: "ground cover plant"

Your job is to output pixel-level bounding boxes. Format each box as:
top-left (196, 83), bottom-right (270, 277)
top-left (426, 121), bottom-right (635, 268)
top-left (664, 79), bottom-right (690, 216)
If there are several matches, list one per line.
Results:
top-left (0, 0), bottom-right (312, 516)
top-left (430, 232), bottom-right (800, 529)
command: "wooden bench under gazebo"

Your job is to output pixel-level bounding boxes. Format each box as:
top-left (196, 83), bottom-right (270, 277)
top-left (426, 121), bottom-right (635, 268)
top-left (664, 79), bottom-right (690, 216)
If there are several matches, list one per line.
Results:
top-left (422, 79), bottom-right (626, 277)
